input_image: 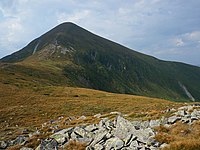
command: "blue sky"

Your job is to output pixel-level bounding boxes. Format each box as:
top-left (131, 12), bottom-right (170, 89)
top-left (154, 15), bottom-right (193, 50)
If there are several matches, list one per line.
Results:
top-left (0, 0), bottom-right (200, 66)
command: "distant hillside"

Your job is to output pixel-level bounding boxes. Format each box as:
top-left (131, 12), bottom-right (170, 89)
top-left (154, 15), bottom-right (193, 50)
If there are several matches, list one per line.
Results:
top-left (1, 22), bottom-right (200, 101)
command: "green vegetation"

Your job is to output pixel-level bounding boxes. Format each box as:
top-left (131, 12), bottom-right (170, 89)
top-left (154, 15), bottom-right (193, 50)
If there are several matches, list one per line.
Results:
top-left (1, 22), bottom-right (200, 102)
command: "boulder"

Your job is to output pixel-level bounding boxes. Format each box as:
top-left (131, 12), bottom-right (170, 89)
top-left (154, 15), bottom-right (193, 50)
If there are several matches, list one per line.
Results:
top-left (104, 137), bottom-right (124, 150)
top-left (123, 134), bottom-right (137, 146)
top-left (93, 143), bottom-right (104, 150)
top-left (131, 121), bottom-right (141, 130)
top-left (78, 116), bottom-right (86, 120)
top-left (36, 138), bottom-right (58, 150)
top-left (50, 128), bottom-right (72, 144)
top-left (11, 136), bottom-right (27, 146)
top-left (168, 116), bottom-right (181, 124)
top-left (140, 120), bottom-right (149, 129)
top-left (89, 130), bottom-right (108, 146)
top-left (175, 110), bottom-right (187, 116)
top-left (113, 116), bottom-right (134, 139)
top-left (132, 128), bottom-right (155, 144)
top-left (129, 140), bottom-right (139, 149)
top-left (149, 120), bottom-right (160, 128)
top-left (85, 124), bottom-right (99, 133)
top-left (0, 141), bottom-right (7, 149)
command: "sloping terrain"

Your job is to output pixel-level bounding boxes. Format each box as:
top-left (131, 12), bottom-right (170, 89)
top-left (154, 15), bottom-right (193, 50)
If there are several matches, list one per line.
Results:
top-left (1, 22), bottom-right (200, 101)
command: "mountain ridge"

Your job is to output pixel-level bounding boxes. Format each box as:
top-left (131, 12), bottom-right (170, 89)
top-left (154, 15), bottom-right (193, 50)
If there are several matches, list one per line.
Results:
top-left (1, 22), bottom-right (200, 101)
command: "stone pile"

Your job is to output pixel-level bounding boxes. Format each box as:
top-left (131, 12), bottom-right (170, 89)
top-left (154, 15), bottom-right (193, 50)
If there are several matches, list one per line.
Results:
top-left (35, 104), bottom-right (200, 150)
top-left (1, 104), bottom-right (200, 150)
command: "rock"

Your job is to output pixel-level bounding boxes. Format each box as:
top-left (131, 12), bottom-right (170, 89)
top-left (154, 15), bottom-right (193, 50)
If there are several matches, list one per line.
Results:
top-left (129, 140), bottom-right (139, 149)
top-left (37, 138), bottom-right (58, 150)
top-left (11, 136), bottom-right (27, 146)
top-left (131, 121), bottom-right (141, 130)
top-left (50, 128), bottom-right (73, 144)
top-left (89, 130), bottom-right (108, 146)
top-left (168, 116), bottom-right (181, 124)
top-left (98, 118), bottom-right (109, 129)
top-left (20, 147), bottom-right (34, 150)
top-left (160, 116), bottom-right (168, 125)
top-left (94, 113), bottom-right (101, 118)
top-left (113, 116), bottom-right (134, 139)
top-left (134, 128), bottom-right (155, 143)
top-left (123, 134), bottom-right (137, 146)
top-left (73, 126), bottom-right (87, 138)
top-left (93, 143), bottom-right (104, 150)
top-left (78, 115), bottom-right (86, 120)
top-left (0, 141), bottom-right (7, 149)
top-left (110, 112), bottom-right (122, 115)
top-left (149, 120), bottom-right (160, 128)
top-left (104, 137), bottom-right (124, 150)
top-left (140, 120), bottom-right (149, 129)
top-left (175, 110), bottom-right (186, 116)
top-left (191, 109), bottom-right (200, 118)
top-left (85, 124), bottom-right (99, 133)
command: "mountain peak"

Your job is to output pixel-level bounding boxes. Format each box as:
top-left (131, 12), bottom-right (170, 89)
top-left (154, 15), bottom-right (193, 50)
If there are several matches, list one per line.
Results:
top-left (1, 23), bottom-right (200, 101)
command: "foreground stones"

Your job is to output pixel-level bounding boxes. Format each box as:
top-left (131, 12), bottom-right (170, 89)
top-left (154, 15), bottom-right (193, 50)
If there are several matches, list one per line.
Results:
top-left (1, 104), bottom-right (200, 150)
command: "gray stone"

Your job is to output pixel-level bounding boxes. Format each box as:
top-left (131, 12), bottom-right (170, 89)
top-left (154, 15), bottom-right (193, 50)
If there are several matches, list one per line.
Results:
top-left (93, 143), bottom-right (104, 150)
top-left (37, 138), bottom-right (58, 150)
top-left (104, 137), bottom-right (124, 150)
top-left (168, 116), bottom-right (181, 124)
top-left (50, 128), bottom-right (71, 144)
top-left (129, 140), bottom-right (139, 149)
top-left (73, 126), bottom-right (87, 138)
top-left (0, 141), bottom-right (7, 149)
top-left (11, 136), bottom-right (27, 146)
top-left (78, 115), bottom-right (86, 120)
top-left (113, 116), bottom-right (134, 139)
top-left (175, 110), bottom-right (186, 116)
top-left (98, 118), bottom-right (109, 129)
top-left (160, 116), bottom-right (168, 125)
top-left (89, 130), bottom-right (108, 146)
top-left (191, 109), bottom-right (200, 118)
top-left (85, 124), bottom-right (99, 133)
top-left (132, 128), bottom-right (155, 143)
top-left (94, 113), bottom-right (101, 118)
top-left (149, 120), bottom-right (160, 128)
top-left (131, 121), bottom-right (141, 129)
top-left (123, 134), bottom-right (137, 146)
top-left (140, 120), bottom-right (149, 129)
top-left (110, 112), bottom-right (122, 115)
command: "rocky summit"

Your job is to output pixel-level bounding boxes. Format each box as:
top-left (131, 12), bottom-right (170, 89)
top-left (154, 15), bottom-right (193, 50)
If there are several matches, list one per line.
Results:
top-left (1, 104), bottom-right (200, 150)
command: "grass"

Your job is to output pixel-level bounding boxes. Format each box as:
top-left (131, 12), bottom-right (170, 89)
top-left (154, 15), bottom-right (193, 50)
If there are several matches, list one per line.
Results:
top-left (155, 120), bottom-right (200, 150)
top-left (0, 81), bottom-right (184, 141)
top-left (64, 140), bottom-right (87, 150)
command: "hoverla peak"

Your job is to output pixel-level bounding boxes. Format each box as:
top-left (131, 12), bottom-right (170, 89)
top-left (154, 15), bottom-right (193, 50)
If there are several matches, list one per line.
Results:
top-left (1, 22), bottom-right (200, 102)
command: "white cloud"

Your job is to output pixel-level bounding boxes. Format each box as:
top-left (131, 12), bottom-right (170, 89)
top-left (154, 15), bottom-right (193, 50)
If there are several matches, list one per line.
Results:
top-left (185, 31), bottom-right (200, 41)
top-left (174, 38), bottom-right (184, 47)
top-left (0, 0), bottom-right (200, 66)
top-left (57, 10), bottom-right (91, 24)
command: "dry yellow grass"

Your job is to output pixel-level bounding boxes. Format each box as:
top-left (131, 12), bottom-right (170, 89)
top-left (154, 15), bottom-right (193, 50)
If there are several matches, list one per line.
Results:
top-left (0, 81), bottom-right (184, 141)
top-left (63, 140), bottom-right (87, 150)
top-left (155, 120), bottom-right (200, 150)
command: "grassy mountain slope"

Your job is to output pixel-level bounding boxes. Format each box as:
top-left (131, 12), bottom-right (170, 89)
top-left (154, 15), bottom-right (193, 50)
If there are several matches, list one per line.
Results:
top-left (1, 22), bottom-right (200, 101)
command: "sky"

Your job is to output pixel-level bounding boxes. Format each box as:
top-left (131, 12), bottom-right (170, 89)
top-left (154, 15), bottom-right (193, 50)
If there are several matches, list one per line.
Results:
top-left (0, 0), bottom-right (200, 66)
